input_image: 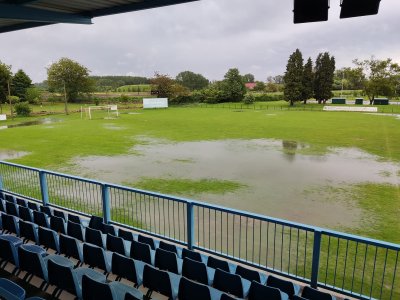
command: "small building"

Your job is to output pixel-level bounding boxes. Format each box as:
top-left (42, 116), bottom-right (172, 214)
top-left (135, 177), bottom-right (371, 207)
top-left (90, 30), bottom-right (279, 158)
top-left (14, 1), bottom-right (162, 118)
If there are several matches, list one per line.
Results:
top-left (245, 83), bottom-right (257, 90)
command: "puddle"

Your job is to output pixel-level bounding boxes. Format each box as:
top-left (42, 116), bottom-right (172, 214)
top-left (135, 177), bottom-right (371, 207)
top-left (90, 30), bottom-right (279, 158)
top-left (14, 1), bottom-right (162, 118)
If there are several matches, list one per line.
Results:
top-left (71, 138), bottom-right (400, 228)
top-left (0, 150), bottom-right (29, 160)
top-left (0, 118), bottom-right (62, 130)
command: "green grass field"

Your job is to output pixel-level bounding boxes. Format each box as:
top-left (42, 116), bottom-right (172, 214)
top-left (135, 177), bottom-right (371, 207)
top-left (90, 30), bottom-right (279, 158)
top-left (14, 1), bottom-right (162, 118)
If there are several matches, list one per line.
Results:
top-left (0, 105), bottom-right (399, 241)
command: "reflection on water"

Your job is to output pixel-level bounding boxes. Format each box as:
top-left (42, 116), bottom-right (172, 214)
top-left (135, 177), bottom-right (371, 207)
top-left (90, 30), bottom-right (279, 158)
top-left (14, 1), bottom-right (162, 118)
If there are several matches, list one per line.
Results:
top-left (72, 138), bottom-right (400, 228)
top-left (0, 118), bottom-right (61, 130)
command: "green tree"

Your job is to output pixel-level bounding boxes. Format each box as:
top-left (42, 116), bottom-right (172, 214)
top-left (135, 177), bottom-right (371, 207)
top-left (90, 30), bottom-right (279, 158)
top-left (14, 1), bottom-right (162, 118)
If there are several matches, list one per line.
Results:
top-left (242, 73), bottom-right (255, 83)
top-left (334, 67), bottom-right (365, 90)
top-left (302, 57), bottom-right (314, 104)
top-left (47, 58), bottom-right (92, 114)
top-left (150, 73), bottom-right (175, 98)
top-left (12, 69), bottom-right (32, 101)
top-left (0, 60), bottom-right (12, 113)
top-left (220, 68), bottom-right (246, 102)
top-left (253, 81), bottom-right (266, 91)
top-left (354, 57), bottom-right (400, 104)
top-left (25, 87), bottom-right (42, 104)
top-left (314, 52), bottom-right (335, 104)
top-left (284, 49), bottom-right (304, 106)
top-left (175, 71), bottom-right (209, 91)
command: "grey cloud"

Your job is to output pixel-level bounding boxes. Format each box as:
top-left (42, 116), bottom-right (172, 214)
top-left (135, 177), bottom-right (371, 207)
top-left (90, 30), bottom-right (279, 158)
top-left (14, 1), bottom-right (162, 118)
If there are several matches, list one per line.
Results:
top-left (0, 0), bottom-right (399, 82)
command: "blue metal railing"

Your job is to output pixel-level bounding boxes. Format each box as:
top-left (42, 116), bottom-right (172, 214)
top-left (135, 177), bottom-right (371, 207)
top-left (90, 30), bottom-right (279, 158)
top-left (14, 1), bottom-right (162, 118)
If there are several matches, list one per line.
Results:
top-left (0, 160), bottom-right (399, 299)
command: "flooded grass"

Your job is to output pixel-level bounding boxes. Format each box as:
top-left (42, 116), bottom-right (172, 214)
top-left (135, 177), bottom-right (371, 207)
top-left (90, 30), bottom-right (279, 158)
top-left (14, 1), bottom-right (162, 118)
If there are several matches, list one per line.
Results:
top-left (129, 177), bottom-right (246, 197)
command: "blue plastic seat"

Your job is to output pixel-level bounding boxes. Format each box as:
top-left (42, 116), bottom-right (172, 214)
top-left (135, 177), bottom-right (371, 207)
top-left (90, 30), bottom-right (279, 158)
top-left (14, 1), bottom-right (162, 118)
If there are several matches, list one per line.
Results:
top-left (48, 255), bottom-right (107, 299)
top-left (83, 243), bottom-right (112, 273)
top-left (155, 248), bottom-right (183, 274)
top-left (1, 213), bottom-right (20, 235)
top-left (28, 201), bottom-right (40, 211)
top-left (88, 215), bottom-right (104, 231)
top-left (248, 280), bottom-right (288, 300)
top-left (130, 240), bottom-right (155, 265)
top-left (18, 244), bottom-right (57, 288)
top-left (182, 248), bottom-right (205, 263)
top-left (67, 220), bottom-right (85, 242)
top-left (143, 264), bottom-right (180, 300)
top-left (179, 276), bottom-right (224, 300)
top-left (53, 209), bottom-right (67, 221)
top-left (40, 205), bottom-right (53, 216)
top-left (85, 227), bottom-right (105, 248)
top-left (16, 198), bottom-right (27, 207)
top-left (18, 220), bottom-right (39, 244)
top-left (111, 252), bottom-right (144, 287)
top-left (50, 215), bottom-right (66, 234)
top-left (118, 228), bottom-right (135, 242)
top-left (182, 257), bottom-right (214, 285)
top-left (19, 206), bottom-right (33, 222)
top-left (301, 286), bottom-right (336, 300)
top-left (292, 296), bottom-right (308, 300)
top-left (213, 268), bottom-right (251, 298)
top-left (159, 240), bottom-right (182, 257)
top-left (4, 194), bottom-right (16, 203)
top-left (33, 210), bottom-right (49, 228)
top-left (0, 278), bottom-right (26, 300)
top-left (266, 275), bottom-right (301, 298)
top-left (102, 222), bottom-right (117, 236)
top-left (138, 234), bottom-right (158, 250)
top-left (235, 265), bottom-right (267, 284)
top-left (0, 234), bottom-right (23, 269)
top-left (207, 256), bottom-right (232, 273)
top-left (38, 226), bottom-right (60, 253)
top-left (220, 294), bottom-right (237, 300)
top-left (107, 233), bottom-right (130, 256)
top-left (59, 233), bottom-right (84, 263)
top-left (0, 200), bottom-right (5, 213)
top-left (5, 201), bottom-right (19, 217)
top-left (82, 273), bottom-right (143, 300)
top-left (68, 213), bottom-right (83, 225)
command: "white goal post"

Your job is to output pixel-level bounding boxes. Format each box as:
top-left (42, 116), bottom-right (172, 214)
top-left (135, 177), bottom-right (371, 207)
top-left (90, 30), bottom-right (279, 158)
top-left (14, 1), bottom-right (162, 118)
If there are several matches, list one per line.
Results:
top-left (81, 105), bottom-right (119, 119)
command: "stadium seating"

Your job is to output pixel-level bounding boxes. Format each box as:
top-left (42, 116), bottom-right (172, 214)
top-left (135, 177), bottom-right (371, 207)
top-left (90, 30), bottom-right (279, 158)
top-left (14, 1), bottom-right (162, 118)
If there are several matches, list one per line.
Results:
top-left (0, 195), bottom-right (341, 300)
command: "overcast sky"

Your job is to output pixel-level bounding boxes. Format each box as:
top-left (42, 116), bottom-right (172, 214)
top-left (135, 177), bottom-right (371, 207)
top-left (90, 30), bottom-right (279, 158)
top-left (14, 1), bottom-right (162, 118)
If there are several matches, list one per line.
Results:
top-left (0, 0), bottom-right (399, 83)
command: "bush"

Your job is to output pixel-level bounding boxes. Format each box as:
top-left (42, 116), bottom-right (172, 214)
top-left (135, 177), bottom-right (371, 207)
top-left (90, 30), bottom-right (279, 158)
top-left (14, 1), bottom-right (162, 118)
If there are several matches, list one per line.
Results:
top-left (119, 94), bottom-right (130, 103)
top-left (243, 93), bottom-right (255, 104)
top-left (254, 93), bottom-right (284, 102)
top-left (15, 102), bottom-right (32, 116)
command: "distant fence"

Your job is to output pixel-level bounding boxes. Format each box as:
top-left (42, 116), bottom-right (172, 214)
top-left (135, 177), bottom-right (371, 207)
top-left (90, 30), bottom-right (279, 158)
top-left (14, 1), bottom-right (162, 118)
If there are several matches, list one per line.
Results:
top-left (0, 161), bottom-right (399, 299)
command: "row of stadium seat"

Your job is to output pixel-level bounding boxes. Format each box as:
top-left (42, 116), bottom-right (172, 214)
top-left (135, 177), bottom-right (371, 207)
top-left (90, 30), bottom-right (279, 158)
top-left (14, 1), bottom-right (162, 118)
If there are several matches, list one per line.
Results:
top-left (0, 192), bottom-right (338, 300)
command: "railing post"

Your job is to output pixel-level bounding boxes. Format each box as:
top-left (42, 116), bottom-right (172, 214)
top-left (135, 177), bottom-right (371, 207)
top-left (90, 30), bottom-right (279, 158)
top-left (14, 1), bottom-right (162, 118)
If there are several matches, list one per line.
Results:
top-left (39, 171), bottom-right (49, 206)
top-left (101, 184), bottom-right (111, 224)
top-left (187, 202), bottom-right (195, 250)
top-left (311, 230), bottom-right (322, 288)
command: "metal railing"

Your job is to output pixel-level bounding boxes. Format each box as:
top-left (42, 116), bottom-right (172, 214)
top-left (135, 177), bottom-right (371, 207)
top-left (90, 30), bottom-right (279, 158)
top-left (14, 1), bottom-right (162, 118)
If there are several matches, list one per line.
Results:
top-left (0, 160), bottom-right (399, 299)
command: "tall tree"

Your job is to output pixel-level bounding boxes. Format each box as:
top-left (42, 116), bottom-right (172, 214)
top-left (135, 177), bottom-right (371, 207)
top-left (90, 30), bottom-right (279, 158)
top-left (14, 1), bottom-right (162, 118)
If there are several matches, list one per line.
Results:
top-left (47, 58), bottom-right (92, 114)
top-left (220, 68), bottom-right (246, 102)
top-left (175, 71), bottom-right (209, 91)
top-left (284, 49), bottom-right (304, 106)
top-left (334, 67), bottom-right (365, 90)
top-left (314, 52), bottom-right (335, 104)
top-left (354, 57), bottom-right (400, 104)
top-left (12, 69), bottom-right (32, 101)
top-left (150, 73), bottom-right (175, 98)
top-left (242, 73), bottom-right (255, 83)
top-left (302, 57), bottom-right (314, 104)
top-left (0, 60), bottom-right (12, 114)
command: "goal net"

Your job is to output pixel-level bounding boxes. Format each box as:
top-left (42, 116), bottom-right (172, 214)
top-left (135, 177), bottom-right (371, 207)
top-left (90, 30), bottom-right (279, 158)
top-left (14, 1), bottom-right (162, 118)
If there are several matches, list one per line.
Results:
top-left (81, 105), bottom-right (119, 120)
